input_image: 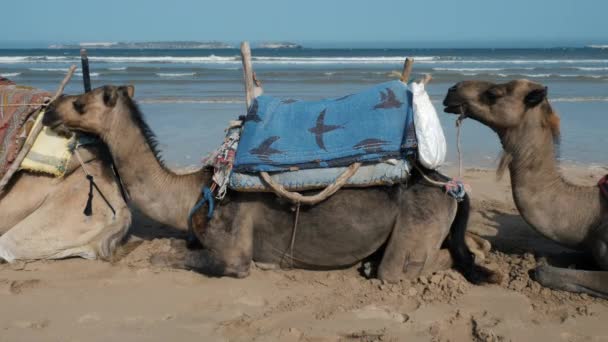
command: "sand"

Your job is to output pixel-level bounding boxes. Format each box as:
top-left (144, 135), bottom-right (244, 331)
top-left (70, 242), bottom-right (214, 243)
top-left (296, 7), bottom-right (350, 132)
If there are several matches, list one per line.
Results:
top-left (1, 166), bottom-right (608, 341)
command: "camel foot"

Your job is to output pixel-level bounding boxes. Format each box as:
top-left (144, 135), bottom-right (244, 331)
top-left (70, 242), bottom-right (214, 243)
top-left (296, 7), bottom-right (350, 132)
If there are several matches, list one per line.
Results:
top-left (534, 264), bottom-right (608, 299)
top-left (254, 262), bottom-right (279, 271)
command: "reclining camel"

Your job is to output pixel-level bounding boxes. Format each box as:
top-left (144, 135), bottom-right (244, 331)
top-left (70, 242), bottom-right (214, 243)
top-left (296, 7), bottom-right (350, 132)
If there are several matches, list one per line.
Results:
top-left (443, 79), bottom-right (608, 298)
top-left (42, 84), bottom-right (498, 284)
top-left (0, 71), bottom-right (130, 262)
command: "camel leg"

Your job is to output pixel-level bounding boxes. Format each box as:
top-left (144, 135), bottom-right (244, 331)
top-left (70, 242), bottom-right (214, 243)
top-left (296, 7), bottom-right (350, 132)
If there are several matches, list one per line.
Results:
top-left (151, 204), bottom-right (255, 278)
top-left (377, 184), bottom-right (456, 283)
top-left (534, 265), bottom-right (608, 299)
top-left (0, 161), bottom-right (131, 262)
top-left (0, 173), bottom-right (58, 235)
top-left (534, 229), bottom-right (608, 299)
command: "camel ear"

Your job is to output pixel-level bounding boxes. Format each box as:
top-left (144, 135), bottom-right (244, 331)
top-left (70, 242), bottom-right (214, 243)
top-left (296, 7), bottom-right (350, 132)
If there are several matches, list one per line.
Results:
top-left (120, 85), bottom-right (135, 98)
top-left (103, 86), bottom-right (117, 107)
top-left (524, 87), bottom-right (547, 107)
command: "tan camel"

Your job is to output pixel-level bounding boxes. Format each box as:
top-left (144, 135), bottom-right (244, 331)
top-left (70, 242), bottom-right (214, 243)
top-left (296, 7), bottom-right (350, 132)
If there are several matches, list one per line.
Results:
top-left (0, 143), bottom-right (131, 261)
top-left (0, 74), bottom-right (130, 262)
top-left (443, 79), bottom-right (608, 298)
top-left (43, 84), bottom-right (499, 284)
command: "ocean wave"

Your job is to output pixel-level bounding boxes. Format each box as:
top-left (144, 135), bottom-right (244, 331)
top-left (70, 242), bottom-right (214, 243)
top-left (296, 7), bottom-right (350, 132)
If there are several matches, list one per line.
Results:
top-left (2, 55), bottom-right (608, 66)
top-left (139, 97), bottom-right (243, 104)
top-left (251, 56), bottom-right (437, 64)
top-left (433, 67), bottom-right (515, 72)
top-left (107, 67), bottom-right (127, 71)
top-left (29, 67), bottom-right (70, 72)
top-left (551, 97), bottom-right (608, 102)
top-left (75, 72), bottom-right (100, 77)
top-left (1, 72), bottom-right (21, 77)
top-left (574, 67), bottom-right (608, 71)
top-left (90, 55), bottom-right (239, 64)
top-left (156, 72), bottom-right (197, 77)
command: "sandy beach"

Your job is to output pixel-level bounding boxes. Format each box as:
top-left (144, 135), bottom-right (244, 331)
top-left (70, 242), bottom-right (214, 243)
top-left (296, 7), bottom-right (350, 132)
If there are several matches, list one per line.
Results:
top-left (1, 165), bottom-right (607, 341)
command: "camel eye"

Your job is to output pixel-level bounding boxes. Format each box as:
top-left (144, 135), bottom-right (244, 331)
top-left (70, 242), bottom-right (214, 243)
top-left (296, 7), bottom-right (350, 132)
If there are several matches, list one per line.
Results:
top-left (484, 88), bottom-right (502, 104)
top-left (73, 101), bottom-right (85, 114)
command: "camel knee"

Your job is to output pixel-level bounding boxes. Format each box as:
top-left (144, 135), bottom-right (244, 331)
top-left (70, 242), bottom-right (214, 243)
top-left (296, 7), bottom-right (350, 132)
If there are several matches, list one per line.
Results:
top-left (92, 207), bottom-right (132, 260)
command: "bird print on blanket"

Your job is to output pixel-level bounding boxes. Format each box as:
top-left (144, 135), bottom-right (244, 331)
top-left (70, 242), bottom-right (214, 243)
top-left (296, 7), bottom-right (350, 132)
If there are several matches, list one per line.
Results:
top-left (234, 80), bottom-right (416, 172)
top-left (308, 109), bottom-right (344, 151)
top-left (249, 136), bottom-right (283, 163)
top-left (242, 100), bottom-right (262, 123)
top-left (374, 88), bottom-right (403, 109)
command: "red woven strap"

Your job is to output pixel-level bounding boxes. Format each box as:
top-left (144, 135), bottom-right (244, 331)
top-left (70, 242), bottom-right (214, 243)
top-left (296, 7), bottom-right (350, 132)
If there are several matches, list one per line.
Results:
top-left (598, 174), bottom-right (608, 199)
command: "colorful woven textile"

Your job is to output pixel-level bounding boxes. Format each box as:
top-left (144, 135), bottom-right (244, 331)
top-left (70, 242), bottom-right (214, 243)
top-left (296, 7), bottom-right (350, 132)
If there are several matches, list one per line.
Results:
top-left (0, 84), bottom-right (51, 180)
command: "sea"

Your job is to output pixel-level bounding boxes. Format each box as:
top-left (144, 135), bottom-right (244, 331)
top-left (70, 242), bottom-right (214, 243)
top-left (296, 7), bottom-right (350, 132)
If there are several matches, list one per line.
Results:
top-left (1, 47), bottom-right (607, 168)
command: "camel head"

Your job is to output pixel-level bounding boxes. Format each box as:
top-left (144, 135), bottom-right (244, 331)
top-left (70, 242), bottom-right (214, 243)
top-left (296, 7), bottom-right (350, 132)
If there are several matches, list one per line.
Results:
top-left (443, 79), bottom-right (560, 140)
top-left (43, 85), bottom-right (135, 134)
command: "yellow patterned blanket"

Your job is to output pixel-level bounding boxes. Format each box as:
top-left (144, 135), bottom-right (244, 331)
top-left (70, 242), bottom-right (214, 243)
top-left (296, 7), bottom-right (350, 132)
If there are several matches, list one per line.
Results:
top-left (20, 112), bottom-right (75, 177)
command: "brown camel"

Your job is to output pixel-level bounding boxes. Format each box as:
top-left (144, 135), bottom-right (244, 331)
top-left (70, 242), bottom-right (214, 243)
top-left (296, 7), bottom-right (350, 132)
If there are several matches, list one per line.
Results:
top-left (443, 79), bottom-right (608, 298)
top-left (43, 84), bottom-right (498, 284)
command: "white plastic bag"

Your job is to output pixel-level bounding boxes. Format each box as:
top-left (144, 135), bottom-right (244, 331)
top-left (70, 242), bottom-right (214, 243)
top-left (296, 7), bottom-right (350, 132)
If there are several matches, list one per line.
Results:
top-left (409, 82), bottom-right (446, 169)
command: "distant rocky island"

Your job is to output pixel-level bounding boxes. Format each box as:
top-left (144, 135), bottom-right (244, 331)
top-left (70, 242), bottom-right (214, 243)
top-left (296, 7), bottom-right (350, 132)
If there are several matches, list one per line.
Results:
top-left (48, 41), bottom-right (235, 49)
top-left (256, 42), bottom-right (302, 49)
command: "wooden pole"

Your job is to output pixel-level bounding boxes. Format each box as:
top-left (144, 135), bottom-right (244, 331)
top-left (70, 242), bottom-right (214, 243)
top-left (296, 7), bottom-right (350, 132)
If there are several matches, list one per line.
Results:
top-left (80, 49), bottom-right (91, 92)
top-left (400, 58), bottom-right (414, 83)
top-left (240, 41), bottom-right (255, 109)
top-left (0, 65), bottom-right (77, 195)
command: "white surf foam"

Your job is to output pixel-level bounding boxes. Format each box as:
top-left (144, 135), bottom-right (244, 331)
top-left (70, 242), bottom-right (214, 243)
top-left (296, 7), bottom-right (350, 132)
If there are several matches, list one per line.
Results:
top-left (29, 67), bottom-right (70, 72)
top-left (1, 72), bottom-right (21, 77)
top-left (75, 72), bottom-right (100, 77)
top-left (139, 97), bottom-right (243, 104)
top-left (156, 72), bottom-right (197, 77)
top-left (551, 96), bottom-right (608, 102)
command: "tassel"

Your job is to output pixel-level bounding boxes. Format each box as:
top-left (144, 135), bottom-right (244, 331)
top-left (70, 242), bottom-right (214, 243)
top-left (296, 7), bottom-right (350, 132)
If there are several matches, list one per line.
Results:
top-left (84, 174), bottom-right (94, 216)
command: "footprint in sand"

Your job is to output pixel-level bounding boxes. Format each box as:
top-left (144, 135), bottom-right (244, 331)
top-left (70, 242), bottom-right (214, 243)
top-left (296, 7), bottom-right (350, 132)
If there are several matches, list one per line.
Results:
top-left (0, 279), bottom-right (41, 295)
top-left (12, 319), bottom-right (50, 329)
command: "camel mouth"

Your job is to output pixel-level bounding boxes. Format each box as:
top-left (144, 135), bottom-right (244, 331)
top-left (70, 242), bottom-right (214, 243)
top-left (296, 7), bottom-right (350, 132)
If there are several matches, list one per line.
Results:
top-left (41, 115), bottom-right (62, 129)
top-left (443, 104), bottom-right (466, 115)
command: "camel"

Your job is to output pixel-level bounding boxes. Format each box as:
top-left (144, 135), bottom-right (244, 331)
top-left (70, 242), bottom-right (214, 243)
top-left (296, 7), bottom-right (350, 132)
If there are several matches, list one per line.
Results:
top-left (0, 73), bottom-right (131, 262)
top-left (0, 143), bottom-right (131, 261)
top-left (443, 79), bottom-right (608, 298)
top-left (42, 84), bottom-right (498, 284)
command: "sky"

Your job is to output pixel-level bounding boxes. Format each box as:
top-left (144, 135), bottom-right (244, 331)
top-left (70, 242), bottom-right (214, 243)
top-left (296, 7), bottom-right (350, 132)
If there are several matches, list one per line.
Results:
top-left (1, 0), bottom-right (607, 48)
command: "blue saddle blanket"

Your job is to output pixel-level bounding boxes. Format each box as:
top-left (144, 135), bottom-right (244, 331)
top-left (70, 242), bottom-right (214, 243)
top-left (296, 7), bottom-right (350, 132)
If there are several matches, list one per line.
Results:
top-left (230, 159), bottom-right (411, 192)
top-left (233, 80), bottom-right (416, 172)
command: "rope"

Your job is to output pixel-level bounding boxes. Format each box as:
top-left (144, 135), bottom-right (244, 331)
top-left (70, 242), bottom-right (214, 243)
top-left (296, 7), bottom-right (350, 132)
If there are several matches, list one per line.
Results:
top-left (74, 149), bottom-right (116, 217)
top-left (289, 203), bottom-right (301, 268)
top-left (259, 162), bottom-right (361, 206)
top-left (412, 163), bottom-right (467, 201)
top-left (186, 186), bottom-right (215, 247)
top-left (456, 113), bottom-right (466, 178)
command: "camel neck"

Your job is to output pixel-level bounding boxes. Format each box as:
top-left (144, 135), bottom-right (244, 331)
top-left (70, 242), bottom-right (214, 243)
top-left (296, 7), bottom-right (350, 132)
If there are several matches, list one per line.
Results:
top-left (102, 106), bottom-right (208, 230)
top-left (502, 128), bottom-right (603, 248)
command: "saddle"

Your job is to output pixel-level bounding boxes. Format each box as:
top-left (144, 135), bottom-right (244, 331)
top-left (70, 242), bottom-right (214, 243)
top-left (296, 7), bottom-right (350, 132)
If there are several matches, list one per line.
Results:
top-left (234, 80), bottom-right (417, 173)
top-left (0, 82), bottom-right (87, 192)
top-left (206, 80), bottom-right (446, 194)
